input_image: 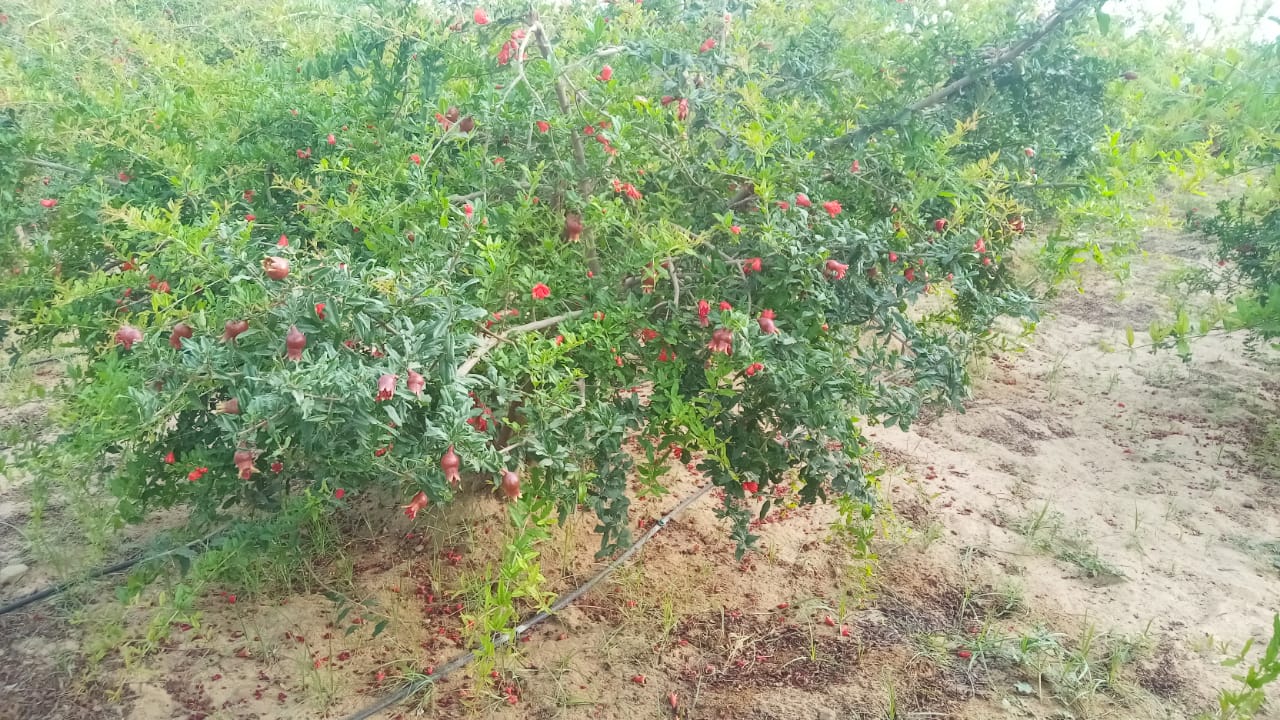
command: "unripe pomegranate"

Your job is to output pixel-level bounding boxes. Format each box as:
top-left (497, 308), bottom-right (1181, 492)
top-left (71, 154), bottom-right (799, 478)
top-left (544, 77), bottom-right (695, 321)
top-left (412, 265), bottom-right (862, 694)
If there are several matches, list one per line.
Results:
top-left (500, 469), bottom-right (521, 499)
top-left (285, 325), bottom-right (306, 361)
top-left (217, 398), bottom-right (241, 415)
top-left (263, 256), bottom-right (290, 280)
top-left (407, 369), bottom-right (426, 397)
top-left (707, 328), bottom-right (733, 355)
top-left (1122, 70), bottom-right (1139, 80)
top-left (375, 373), bottom-right (398, 401)
top-left (441, 446), bottom-right (461, 487)
top-left (757, 309), bottom-right (778, 335)
top-left (233, 449), bottom-right (257, 480)
top-left (115, 324), bottom-right (143, 350)
top-left (403, 491), bottom-right (429, 519)
top-left (169, 322), bottom-right (193, 349)
top-left (458, 116), bottom-right (475, 133)
top-left (222, 319), bottom-right (249, 343)
top-left (934, 218), bottom-right (948, 232)
top-left (445, 106), bottom-right (460, 123)
top-left (562, 213), bottom-right (583, 242)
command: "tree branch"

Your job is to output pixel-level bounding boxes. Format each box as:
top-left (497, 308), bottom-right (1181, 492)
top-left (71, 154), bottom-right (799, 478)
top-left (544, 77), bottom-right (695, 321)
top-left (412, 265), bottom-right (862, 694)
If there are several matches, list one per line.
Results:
top-left (457, 310), bottom-right (585, 377)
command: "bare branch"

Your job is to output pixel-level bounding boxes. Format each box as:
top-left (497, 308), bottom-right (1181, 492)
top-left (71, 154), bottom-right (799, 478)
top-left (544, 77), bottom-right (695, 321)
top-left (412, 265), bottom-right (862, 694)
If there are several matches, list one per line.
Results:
top-left (457, 310), bottom-right (585, 377)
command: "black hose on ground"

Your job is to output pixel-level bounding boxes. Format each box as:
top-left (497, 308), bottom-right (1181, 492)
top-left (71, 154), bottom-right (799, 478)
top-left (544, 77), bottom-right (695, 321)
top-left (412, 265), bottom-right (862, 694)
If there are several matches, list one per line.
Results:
top-left (340, 483), bottom-right (714, 720)
top-left (0, 524), bottom-right (227, 616)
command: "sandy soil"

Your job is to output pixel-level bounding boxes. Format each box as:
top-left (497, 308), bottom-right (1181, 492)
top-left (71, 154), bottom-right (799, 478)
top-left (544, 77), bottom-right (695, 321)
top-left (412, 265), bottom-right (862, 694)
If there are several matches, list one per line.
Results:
top-left (2, 209), bottom-right (1279, 720)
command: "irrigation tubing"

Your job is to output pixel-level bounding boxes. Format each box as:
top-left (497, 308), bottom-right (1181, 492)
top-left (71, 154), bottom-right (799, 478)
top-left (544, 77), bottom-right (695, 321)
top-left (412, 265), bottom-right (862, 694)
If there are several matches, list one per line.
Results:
top-left (0, 524), bottom-right (227, 617)
top-left (340, 483), bottom-right (715, 720)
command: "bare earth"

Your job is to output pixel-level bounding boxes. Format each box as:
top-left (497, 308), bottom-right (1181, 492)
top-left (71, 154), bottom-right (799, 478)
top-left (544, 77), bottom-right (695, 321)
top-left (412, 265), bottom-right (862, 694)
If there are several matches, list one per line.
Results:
top-left (2, 212), bottom-right (1279, 719)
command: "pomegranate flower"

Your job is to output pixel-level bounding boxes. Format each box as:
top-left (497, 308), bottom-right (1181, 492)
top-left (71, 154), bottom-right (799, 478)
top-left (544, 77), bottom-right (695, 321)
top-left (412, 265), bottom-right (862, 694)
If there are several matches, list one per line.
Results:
top-left (597, 65), bottom-right (613, 82)
top-left (40, 198), bottom-right (58, 209)
top-left (404, 491), bottom-right (429, 520)
top-left (115, 324), bottom-right (143, 350)
top-left (743, 481), bottom-right (759, 494)
top-left (463, 203), bottom-right (474, 220)
top-left (334, 488), bottom-right (346, 499)
top-left (327, 133), bottom-right (336, 146)
top-left (822, 200), bottom-right (842, 217)
top-left (697, 299), bottom-right (711, 327)
top-left (719, 301), bottom-right (732, 311)
top-left (743, 257), bottom-right (763, 274)
top-left (934, 218), bottom-right (948, 232)
top-left (536, 120), bottom-right (550, 133)
top-left (795, 193), bottom-right (812, 208)
top-left (407, 369), bottom-right (426, 397)
top-left (699, 37), bottom-right (717, 52)
top-left (824, 259), bottom-right (848, 280)
top-left (164, 451), bottom-right (176, 464)
top-left (730, 225), bottom-right (741, 235)
top-left (410, 153), bottom-right (422, 165)
top-left (758, 309), bottom-right (778, 334)
top-left (744, 362), bottom-right (764, 377)
top-left (708, 328), bottom-right (734, 355)
top-left (474, 7), bottom-right (489, 24)
top-left (778, 200), bottom-right (791, 211)
top-left (315, 302), bottom-right (326, 320)
top-left (187, 467), bottom-right (208, 482)
top-left (376, 374), bottom-right (398, 402)
top-left (285, 325), bottom-right (306, 361)
top-left (531, 282), bottom-right (551, 300)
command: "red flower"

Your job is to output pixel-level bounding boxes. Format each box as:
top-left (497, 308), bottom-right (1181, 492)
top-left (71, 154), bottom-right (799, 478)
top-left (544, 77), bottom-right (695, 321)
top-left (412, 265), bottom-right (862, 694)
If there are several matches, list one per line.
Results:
top-left (743, 481), bottom-right (758, 494)
top-left (822, 200), bottom-right (842, 217)
top-left (639, 328), bottom-right (659, 343)
top-left (730, 225), bottom-right (741, 235)
top-left (277, 234), bottom-right (289, 248)
top-left (934, 218), bottom-right (948, 232)
top-left (657, 347), bottom-right (671, 362)
top-left (850, 159), bottom-right (860, 173)
top-left (699, 37), bottom-right (717, 52)
top-left (614, 355), bottom-right (624, 367)
top-left (463, 203), bottom-right (474, 219)
top-left (957, 649), bottom-right (973, 659)
top-left (118, 172), bottom-right (130, 182)
top-left (227, 594), bottom-right (236, 604)
top-left (554, 335), bottom-right (565, 346)
top-left (187, 467), bottom-right (208, 482)
top-left (531, 282), bottom-right (551, 300)
top-left (243, 190), bottom-right (255, 202)
top-left (597, 65), bottom-right (613, 82)
top-left (376, 374), bottom-right (398, 402)
top-left (825, 259), bottom-right (848, 280)
top-left (271, 461), bottom-right (283, 473)
top-left (777, 201), bottom-right (790, 211)
top-left (758, 309), bottom-right (778, 334)
top-left (285, 325), bottom-right (306, 361)
top-left (403, 491), bottom-right (429, 519)
top-left (1024, 147), bottom-right (1035, 158)
top-left (115, 325), bottom-right (143, 350)
top-left (375, 444), bottom-right (393, 457)
top-left (334, 488), bottom-right (346, 499)
top-left (164, 451), bottom-right (176, 464)
top-left (326, 133), bottom-right (336, 146)
top-left (40, 198), bottom-right (57, 209)
top-left (743, 257), bottom-right (763, 274)
top-left (904, 267), bottom-right (916, 281)
top-left (314, 302), bottom-right (326, 320)
top-left (407, 369), bottom-right (426, 397)
top-left (697, 299), bottom-right (711, 327)
top-left (676, 98), bottom-right (689, 121)
top-left (974, 237), bottom-right (987, 253)
top-left (889, 251), bottom-right (898, 263)
top-left (296, 147), bottom-right (311, 159)
top-left (714, 302), bottom-right (729, 313)
top-left (474, 7), bottom-right (489, 24)
top-left (744, 362), bottom-right (764, 377)
top-left (708, 328), bottom-right (734, 355)
top-left (245, 214), bottom-right (256, 222)
top-left (410, 153), bottom-right (421, 165)
top-left (795, 193), bottom-right (812, 208)
top-left (497, 39), bottom-right (515, 65)
top-left (593, 311), bottom-right (605, 321)
top-left (536, 120), bottom-right (550, 133)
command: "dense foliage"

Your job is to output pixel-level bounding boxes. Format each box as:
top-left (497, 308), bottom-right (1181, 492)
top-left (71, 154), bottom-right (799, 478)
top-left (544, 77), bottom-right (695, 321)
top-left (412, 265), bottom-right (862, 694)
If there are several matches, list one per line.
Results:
top-left (0, 0), bottom-right (1224, 578)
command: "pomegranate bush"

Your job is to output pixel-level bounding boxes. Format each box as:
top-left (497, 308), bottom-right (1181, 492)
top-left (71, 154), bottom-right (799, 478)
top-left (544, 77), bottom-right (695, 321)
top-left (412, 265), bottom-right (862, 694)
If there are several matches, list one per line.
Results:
top-left (1, 0), bottom-right (1175, 561)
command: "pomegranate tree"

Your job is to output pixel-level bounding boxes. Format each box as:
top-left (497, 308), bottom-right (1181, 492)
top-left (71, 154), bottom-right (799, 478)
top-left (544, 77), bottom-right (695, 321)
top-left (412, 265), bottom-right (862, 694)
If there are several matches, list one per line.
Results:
top-left (1, 0), bottom-right (1250, 573)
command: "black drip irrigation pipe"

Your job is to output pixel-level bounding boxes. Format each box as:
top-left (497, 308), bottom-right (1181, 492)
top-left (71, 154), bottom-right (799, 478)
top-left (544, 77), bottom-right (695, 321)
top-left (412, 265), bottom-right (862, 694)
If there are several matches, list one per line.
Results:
top-left (0, 525), bottom-right (227, 616)
top-left (340, 483), bottom-right (715, 720)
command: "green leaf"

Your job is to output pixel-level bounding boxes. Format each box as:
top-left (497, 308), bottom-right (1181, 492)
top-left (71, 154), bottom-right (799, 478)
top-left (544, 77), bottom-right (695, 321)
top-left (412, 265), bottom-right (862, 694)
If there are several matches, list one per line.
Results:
top-left (1094, 8), bottom-right (1111, 35)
